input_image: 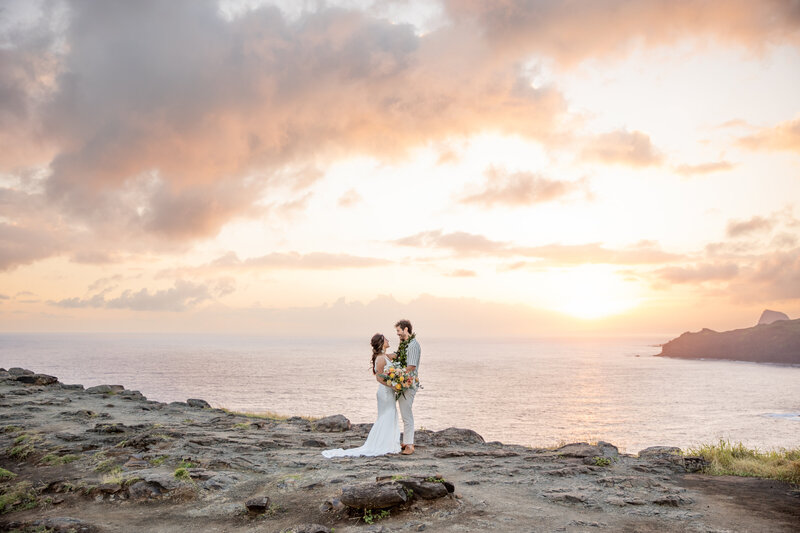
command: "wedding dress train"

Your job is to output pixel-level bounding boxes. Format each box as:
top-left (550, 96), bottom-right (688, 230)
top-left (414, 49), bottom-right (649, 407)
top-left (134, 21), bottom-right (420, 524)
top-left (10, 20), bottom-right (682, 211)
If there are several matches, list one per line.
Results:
top-left (322, 371), bottom-right (401, 458)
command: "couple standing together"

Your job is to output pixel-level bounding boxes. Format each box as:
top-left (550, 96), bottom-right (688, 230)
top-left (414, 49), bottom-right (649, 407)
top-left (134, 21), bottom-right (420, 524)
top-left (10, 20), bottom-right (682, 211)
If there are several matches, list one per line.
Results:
top-left (322, 319), bottom-right (421, 458)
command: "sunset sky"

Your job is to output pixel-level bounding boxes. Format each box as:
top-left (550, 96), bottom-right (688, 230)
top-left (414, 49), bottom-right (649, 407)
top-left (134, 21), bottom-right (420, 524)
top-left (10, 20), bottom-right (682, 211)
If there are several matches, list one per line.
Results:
top-left (1, 0), bottom-right (799, 337)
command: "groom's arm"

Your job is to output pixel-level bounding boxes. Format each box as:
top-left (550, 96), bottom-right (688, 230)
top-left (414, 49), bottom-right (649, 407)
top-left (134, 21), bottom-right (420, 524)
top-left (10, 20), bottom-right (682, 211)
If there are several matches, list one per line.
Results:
top-left (406, 341), bottom-right (420, 372)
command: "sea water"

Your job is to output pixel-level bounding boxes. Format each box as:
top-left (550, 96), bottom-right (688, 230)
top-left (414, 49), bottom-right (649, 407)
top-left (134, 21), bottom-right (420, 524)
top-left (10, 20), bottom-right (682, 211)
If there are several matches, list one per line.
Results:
top-left (1, 333), bottom-right (798, 453)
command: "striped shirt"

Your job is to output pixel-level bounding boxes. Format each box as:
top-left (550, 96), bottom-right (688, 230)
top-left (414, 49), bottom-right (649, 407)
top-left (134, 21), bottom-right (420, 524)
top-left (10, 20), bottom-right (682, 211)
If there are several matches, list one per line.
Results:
top-left (406, 337), bottom-right (421, 371)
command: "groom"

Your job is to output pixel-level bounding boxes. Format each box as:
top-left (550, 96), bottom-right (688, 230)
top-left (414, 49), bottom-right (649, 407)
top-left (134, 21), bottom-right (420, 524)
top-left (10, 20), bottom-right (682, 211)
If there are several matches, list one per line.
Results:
top-left (395, 319), bottom-right (420, 455)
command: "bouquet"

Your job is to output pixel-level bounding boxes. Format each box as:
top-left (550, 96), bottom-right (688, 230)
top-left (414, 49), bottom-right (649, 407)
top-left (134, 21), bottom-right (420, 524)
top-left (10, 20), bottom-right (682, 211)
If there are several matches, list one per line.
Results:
top-left (378, 361), bottom-right (419, 400)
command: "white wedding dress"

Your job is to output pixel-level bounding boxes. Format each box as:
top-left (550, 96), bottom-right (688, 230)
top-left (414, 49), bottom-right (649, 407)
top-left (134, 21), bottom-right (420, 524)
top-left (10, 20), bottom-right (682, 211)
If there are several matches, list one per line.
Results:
top-left (322, 356), bottom-right (402, 458)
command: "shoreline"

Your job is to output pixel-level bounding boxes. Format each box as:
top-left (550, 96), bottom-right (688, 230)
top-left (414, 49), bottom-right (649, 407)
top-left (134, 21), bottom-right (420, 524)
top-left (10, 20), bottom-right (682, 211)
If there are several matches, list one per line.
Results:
top-left (1, 366), bottom-right (798, 532)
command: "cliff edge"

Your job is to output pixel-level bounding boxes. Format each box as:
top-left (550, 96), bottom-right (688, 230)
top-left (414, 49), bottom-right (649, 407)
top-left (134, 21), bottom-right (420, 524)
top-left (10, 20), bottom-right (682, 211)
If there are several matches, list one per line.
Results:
top-left (658, 317), bottom-right (800, 365)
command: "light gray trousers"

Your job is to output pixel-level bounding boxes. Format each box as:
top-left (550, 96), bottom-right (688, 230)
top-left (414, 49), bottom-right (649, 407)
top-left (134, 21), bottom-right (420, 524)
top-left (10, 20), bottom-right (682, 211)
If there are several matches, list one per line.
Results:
top-left (397, 387), bottom-right (417, 444)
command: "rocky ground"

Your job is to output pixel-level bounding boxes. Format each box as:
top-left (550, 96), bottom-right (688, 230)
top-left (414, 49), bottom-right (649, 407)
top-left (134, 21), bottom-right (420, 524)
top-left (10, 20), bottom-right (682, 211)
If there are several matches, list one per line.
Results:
top-left (0, 367), bottom-right (798, 533)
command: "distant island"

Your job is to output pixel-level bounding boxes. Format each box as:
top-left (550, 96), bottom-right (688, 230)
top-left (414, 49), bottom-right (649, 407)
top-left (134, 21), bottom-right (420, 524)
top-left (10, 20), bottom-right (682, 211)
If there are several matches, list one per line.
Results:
top-left (658, 310), bottom-right (800, 365)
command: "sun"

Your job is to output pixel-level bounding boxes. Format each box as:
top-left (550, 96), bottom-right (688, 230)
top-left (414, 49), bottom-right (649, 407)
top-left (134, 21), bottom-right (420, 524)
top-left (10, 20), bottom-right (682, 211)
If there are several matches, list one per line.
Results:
top-left (547, 265), bottom-right (642, 320)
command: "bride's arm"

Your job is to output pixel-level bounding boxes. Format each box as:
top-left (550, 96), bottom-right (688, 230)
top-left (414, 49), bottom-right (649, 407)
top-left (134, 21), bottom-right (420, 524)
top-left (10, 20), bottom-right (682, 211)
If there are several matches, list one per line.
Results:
top-left (374, 356), bottom-right (392, 387)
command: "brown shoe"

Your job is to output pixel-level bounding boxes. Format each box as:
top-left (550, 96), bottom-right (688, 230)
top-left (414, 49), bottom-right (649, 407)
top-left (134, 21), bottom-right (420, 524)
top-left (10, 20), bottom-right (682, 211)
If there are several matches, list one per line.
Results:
top-left (401, 444), bottom-right (415, 455)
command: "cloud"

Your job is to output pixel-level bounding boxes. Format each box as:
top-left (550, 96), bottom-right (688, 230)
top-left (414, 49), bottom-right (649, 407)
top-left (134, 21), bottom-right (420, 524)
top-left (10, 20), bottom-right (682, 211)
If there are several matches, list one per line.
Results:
top-left (441, 1), bottom-right (800, 66)
top-left (242, 252), bottom-right (391, 270)
top-left (0, 221), bottom-right (63, 271)
top-left (87, 274), bottom-right (124, 292)
top-left (338, 189), bottom-right (363, 207)
top-left (519, 242), bottom-right (684, 265)
top-left (726, 215), bottom-right (776, 238)
top-left (0, 187), bottom-right (70, 271)
top-left (157, 251), bottom-right (392, 278)
top-left (2, 0), bottom-right (798, 273)
top-left (0, 0), bottom-right (568, 260)
top-left (738, 117), bottom-right (800, 153)
top-left (654, 263), bottom-right (740, 284)
top-left (461, 167), bottom-right (591, 207)
top-left (49, 279), bottom-right (233, 311)
top-left (394, 229), bottom-right (683, 264)
top-left (0, 294), bottom-right (9, 300)
top-left (446, 269), bottom-right (477, 277)
top-left (393, 230), bottom-right (508, 255)
top-left (674, 161), bottom-right (734, 176)
top-left (580, 130), bottom-right (662, 167)
top-left (745, 247), bottom-right (800, 300)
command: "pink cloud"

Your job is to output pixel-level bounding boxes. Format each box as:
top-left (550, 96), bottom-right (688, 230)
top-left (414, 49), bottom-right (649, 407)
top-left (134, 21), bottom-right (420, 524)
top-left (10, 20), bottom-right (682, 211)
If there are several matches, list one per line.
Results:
top-left (738, 117), bottom-right (800, 153)
top-left (461, 167), bottom-right (591, 207)
top-left (580, 130), bottom-right (663, 167)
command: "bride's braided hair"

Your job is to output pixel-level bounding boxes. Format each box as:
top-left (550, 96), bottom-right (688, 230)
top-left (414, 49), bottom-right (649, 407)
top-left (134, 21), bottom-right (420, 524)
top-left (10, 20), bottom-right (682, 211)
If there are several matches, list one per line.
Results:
top-left (370, 333), bottom-right (385, 375)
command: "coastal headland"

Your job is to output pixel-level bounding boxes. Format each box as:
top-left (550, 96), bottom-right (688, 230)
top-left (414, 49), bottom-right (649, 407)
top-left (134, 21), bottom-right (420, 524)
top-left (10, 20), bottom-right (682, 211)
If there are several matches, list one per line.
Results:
top-left (1, 367), bottom-right (798, 532)
top-left (658, 316), bottom-right (800, 365)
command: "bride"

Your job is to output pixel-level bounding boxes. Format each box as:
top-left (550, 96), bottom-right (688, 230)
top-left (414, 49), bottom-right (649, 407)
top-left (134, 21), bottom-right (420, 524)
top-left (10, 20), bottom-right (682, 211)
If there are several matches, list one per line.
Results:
top-left (322, 333), bottom-right (402, 458)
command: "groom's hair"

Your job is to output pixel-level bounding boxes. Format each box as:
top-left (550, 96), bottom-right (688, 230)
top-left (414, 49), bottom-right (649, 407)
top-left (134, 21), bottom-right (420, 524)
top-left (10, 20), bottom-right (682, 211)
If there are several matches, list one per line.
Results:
top-left (395, 319), bottom-right (412, 334)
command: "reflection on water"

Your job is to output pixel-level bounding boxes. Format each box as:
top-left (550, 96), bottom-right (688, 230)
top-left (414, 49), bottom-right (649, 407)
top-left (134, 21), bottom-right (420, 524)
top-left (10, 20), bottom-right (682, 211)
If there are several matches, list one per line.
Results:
top-left (2, 333), bottom-right (798, 453)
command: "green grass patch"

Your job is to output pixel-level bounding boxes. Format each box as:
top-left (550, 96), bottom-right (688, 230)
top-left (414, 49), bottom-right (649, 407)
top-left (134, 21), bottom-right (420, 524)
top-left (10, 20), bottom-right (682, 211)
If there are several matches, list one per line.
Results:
top-left (2, 426), bottom-right (23, 434)
top-left (593, 457), bottom-right (612, 467)
top-left (94, 458), bottom-right (120, 473)
top-left (41, 453), bottom-right (80, 466)
top-left (149, 455), bottom-right (168, 466)
top-left (174, 467), bottom-right (191, 481)
top-left (101, 470), bottom-right (124, 485)
top-left (684, 440), bottom-right (800, 484)
top-left (0, 468), bottom-right (16, 481)
top-left (0, 481), bottom-right (38, 514)
top-left (178, 460), bottom-right (196, 469)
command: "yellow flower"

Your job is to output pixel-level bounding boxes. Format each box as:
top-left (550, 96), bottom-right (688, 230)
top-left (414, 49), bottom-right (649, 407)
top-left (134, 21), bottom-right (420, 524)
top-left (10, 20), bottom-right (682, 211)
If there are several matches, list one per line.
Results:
top-left (395, 384), bottom-right (401, 389)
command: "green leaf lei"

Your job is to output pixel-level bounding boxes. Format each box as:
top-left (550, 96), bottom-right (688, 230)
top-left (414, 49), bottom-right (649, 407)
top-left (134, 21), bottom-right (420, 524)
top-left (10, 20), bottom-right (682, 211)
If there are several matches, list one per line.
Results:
top-left (395, 333), bottom-right (416, 367)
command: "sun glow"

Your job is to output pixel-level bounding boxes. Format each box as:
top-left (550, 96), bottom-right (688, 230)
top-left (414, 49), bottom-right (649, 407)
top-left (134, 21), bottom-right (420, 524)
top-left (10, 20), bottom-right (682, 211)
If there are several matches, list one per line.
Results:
top-left (547, 266), bottom-right (642, 320)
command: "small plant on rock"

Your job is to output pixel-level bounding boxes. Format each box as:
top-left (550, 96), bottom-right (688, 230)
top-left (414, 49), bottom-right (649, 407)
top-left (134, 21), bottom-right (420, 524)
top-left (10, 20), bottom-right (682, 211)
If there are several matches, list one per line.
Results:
top-left (149, 455), bottom-right (168, 466)
top-left (593, 457), bottom-right (612, 467)
top-left (362, 508), bottom-right (390, 524)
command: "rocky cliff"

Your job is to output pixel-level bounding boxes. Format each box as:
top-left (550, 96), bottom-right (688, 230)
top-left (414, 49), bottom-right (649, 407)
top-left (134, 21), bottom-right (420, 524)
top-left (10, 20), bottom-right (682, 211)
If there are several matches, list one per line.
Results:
top-left (0, 368), bottom-right (798, 532)
top-left (658, 318), bottom-right (800, 365)
top-left (758, 309), bottom-right (790, 325)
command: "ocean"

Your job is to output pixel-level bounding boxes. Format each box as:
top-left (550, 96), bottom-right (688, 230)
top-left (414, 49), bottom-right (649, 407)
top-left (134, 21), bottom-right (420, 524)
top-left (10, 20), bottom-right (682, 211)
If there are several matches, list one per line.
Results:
top-left (1, 333), bottom-right (798, 453)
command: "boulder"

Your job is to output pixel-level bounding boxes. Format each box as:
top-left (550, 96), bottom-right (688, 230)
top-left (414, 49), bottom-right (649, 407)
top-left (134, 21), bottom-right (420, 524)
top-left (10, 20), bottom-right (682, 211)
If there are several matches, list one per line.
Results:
top-left (187, 398), bottom-right (211, 408)
top-left (638, 446), bottom-right (681, 458)
top-left (758, 309), bottom-right (790, 325)
top-left (119, 390), bottom-right (147, 401)
top-left (637, 446), bottom-right (685, 471)
top-left (14, 373), bottom-right (58, 385)
top-left (8, 367), bottom-right (34, 376)
top-left (128, 480), bottom-right (165, 499)
top-left (245, 495), bottom-right (270, 513)
top-left (340, 481), bottom-right (408, 509)
top-left (313, 414), bottom-right (351, 432)
top-left (421, 427), bottom-right (485, 447)
top-left (556, 441), bottom-right (618, 459)
top-left (395, 479), bottom-right (450, 499)
top-left (85, 384), bottom-right (124, 394)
